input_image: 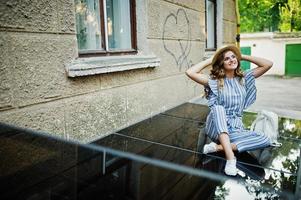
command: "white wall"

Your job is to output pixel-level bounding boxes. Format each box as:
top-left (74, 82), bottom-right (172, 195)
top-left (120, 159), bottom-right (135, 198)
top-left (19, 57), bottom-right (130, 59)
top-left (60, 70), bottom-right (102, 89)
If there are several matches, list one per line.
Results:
top-left (241, 32), bottom-right (301, 76)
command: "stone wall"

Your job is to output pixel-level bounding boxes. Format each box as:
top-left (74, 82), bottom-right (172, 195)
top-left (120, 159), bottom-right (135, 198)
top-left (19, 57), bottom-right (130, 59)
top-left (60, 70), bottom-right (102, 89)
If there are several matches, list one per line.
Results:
top-left (222, 0), bottom-right (237, 44)
top-left (0, 0), bottom-right (237, 143)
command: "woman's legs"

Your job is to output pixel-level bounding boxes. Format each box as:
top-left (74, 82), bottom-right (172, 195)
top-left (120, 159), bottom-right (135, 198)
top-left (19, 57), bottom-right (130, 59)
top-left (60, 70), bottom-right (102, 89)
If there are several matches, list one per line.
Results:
top-left (214, 131), bottom-right (270, 153)
top-left (217, 132), bottom-right (235, 160)
top-left (216, 140), bottom-right (237, 152)
top-left (203, 132), bottom-right (237, 176)
top-left (205, 105), bottom-right (237, 175)
top-left (230, 131), bottom-right (270, 152)
top-left (217, 132), bottom-right (237, 176)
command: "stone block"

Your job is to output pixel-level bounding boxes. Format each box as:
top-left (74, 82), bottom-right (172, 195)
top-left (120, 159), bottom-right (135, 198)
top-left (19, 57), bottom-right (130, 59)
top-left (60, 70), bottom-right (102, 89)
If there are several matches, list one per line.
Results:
top-left (64, 88), bottom-right (128, 142)
top-left (148, 39), bottom-right (205, 75)
top-left (99, 64), bottom-right (159, 90)
top-left (148, 75), bottom-right (197, 109)
top-left (0, 102), bottom-right (66, 137)
top-left (0, 35), bottom-right (13, 110)
top-left (223, 0), bottom-right (237, 22)
top-left (0, 32), bottom-right (100, 107)
top-left (148, 0), bottom-right (203, 41)
top-left (223, 21), bottom-right (236, 44)
top-left (0, 0), bottom-right (58, 32)
top-left (57, 0), bottom-right (76, 33)
top-left (164, 0), bottom-right (204, 12)
top-left (123, 74), bottom-right (197, 130)
top-left (125, 81), bottom-right (157, 125)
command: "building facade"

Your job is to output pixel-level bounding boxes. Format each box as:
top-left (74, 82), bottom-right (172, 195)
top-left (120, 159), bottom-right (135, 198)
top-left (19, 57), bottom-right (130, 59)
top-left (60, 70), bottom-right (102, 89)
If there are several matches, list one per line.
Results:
top-left (241, 32), bottom-right (301, 76)
top-left (0, 0), bottom-right (237, 143)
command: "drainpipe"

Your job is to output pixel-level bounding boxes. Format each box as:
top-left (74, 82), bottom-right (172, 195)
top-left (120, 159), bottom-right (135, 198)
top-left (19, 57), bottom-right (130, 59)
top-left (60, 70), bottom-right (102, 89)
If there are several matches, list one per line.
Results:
top-left (235, 0), bottom-right (240, 48)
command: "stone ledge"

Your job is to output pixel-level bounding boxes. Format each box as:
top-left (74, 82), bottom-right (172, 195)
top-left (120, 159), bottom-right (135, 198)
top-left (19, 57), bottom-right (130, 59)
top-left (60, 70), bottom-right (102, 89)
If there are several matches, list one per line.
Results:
top-left (65, 54), bottom-right (160, 77)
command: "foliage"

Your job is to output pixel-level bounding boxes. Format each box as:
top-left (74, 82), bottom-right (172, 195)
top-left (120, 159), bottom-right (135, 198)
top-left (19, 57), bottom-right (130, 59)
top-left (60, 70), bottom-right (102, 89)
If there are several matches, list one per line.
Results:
top-left (279, 0), bottom-right (301, 31)
top-left (239, 0), bottom-right (301, 32)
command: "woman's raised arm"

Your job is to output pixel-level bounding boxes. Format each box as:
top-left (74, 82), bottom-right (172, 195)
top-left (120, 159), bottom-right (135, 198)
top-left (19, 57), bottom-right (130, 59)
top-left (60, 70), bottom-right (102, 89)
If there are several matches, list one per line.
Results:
top-left (241, 55), bottom-right (273, 78)
top-left (185, 57), bottom-right (212, 86)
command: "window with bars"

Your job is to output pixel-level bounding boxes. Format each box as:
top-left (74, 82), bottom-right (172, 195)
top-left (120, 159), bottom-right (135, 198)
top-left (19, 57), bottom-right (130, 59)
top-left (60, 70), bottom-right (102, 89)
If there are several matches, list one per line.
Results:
top-left (75, 0), bottom-right (137, 56)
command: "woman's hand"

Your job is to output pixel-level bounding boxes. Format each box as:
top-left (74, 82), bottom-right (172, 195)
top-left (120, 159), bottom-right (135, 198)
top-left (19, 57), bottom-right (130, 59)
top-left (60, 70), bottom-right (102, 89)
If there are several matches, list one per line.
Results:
top-left (241, 55), bottom-right (273, 78)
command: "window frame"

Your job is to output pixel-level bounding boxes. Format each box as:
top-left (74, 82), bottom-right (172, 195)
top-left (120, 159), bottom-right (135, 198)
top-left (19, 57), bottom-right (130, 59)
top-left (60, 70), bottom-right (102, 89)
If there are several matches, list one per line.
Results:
top-left (77, 0), bottom-right (137, 57)
top-left (205, 0), bottom-right (217, 50)
top-left (67, 0), bottom-right (160, 77)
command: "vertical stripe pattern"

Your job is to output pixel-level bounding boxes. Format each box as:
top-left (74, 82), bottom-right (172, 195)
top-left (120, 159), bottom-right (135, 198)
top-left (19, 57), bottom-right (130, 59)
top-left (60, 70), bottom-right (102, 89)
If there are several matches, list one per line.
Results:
top-left (205, 69), bottom-right (271, 152)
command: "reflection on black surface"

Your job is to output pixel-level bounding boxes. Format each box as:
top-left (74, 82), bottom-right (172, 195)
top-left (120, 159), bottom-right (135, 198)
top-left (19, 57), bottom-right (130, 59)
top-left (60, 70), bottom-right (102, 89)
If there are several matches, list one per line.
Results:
top-left (243, 111), bottom-right (301, 140)
top-left (0, 125), bottom-right (102, 199)
top-left (117, 104), bottom-right (300, 172)
top-left (198, 152), bottom-right (266, 180)
top-left (0, 103), bottom-right (300, 200)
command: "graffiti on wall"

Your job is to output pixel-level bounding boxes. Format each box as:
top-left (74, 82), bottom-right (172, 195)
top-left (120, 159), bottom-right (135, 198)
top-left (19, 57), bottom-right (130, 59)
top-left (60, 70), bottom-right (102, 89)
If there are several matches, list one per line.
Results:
top-left (163, 8), bottom-right (193, 71)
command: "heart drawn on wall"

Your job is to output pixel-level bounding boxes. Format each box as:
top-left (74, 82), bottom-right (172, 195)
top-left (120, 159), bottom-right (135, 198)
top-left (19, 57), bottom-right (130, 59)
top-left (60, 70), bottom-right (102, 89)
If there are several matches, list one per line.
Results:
top-left (162, 8), bottom-right (192, 71)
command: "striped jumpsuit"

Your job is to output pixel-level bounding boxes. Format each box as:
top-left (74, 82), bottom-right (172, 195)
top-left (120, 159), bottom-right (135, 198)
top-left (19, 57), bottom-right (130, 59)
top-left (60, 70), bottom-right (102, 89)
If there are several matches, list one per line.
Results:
top-left (205, 69), bottom-right (271, 152)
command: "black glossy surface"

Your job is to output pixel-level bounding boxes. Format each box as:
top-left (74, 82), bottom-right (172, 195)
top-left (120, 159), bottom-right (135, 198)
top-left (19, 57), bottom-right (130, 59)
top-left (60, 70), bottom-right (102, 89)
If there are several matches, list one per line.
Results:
top-left (0, 103), bottom-right (300, 199)
top-left (116, 104), bottom-right (300, 172)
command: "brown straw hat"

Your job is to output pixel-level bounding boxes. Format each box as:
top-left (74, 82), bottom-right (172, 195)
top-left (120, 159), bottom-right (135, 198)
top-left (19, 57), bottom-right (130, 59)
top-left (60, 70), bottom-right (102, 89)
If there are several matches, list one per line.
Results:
top-left (211, 45), bottom-right (242, 67)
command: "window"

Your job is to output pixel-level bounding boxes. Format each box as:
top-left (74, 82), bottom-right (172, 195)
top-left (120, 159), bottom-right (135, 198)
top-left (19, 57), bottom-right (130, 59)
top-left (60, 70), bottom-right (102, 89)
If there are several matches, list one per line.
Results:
top-left (75, 0), bottom-right (137, 56)
top-left (67, 0), bottom-right (160, 77)
top-left (205, 0), bottom-right (216, 50)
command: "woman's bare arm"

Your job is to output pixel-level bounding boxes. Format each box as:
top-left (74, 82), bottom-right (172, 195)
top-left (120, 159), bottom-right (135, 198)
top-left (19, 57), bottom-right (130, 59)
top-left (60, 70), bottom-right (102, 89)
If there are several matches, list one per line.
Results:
top-left (241, 55), bottom-right (273, 78)
top-left (185, 57), bottom-right (212, 86)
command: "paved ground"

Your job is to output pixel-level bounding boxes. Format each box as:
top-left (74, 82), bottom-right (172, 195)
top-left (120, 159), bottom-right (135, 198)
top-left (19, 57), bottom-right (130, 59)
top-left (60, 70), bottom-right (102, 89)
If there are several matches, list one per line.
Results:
top-left (190, 75), bottom-right (301, 120)
top-left (249, 75), bottom-right (301, 120)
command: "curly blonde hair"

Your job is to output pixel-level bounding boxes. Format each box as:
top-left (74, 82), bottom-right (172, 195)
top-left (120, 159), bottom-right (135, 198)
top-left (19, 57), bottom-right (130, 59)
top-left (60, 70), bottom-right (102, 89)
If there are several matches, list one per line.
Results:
top-left (205, 50), bottom-right (244, 98)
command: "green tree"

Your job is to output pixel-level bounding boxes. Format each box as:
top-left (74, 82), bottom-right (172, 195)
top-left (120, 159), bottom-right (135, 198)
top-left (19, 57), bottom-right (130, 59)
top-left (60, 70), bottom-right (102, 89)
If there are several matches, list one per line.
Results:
top-left (279, 0), bottom-right (301, 31)
top-left (239, 0), bottom-right (272, 32)
top-left (239, 0), bottom-right (301, 32)
top-left (268, 0), bottom-right (289, 31)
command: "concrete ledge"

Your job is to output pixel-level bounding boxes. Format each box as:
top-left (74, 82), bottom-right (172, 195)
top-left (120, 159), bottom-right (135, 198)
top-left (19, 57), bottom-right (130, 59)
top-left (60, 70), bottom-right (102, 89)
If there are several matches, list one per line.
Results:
top-left (241, 32), bottom-right (274, 39)
top-left (65, 55), bottom-right (160, 77)
top-left (241, 32), bottom-right (301, 40)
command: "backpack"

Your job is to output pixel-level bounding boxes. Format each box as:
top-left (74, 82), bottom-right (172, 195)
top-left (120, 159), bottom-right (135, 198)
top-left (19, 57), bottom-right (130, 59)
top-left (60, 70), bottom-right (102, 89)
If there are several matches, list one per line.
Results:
top-left (250, 110), bottom-right (282, 147)
top-left (248, 110), bottom-right (282, 166)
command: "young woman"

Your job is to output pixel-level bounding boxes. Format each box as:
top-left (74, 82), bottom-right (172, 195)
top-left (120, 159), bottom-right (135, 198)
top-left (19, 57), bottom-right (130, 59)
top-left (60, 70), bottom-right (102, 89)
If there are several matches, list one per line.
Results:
top-left (186, 45), bottom-right (273, 176)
